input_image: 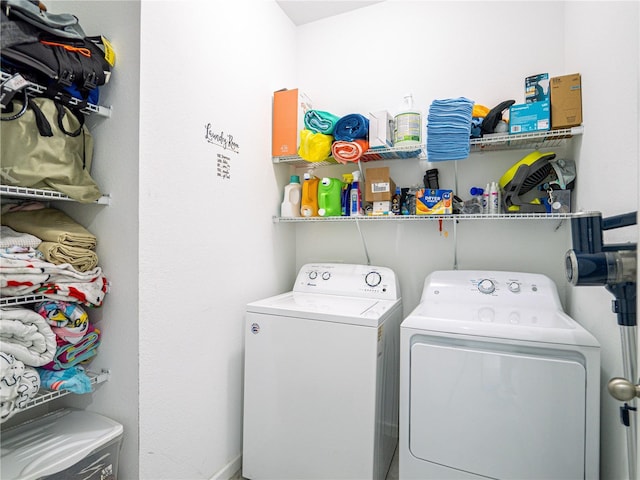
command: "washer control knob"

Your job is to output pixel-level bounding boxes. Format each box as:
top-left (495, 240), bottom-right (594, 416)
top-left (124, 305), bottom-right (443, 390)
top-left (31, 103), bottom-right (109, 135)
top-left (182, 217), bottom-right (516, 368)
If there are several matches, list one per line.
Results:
top-left (478, 279), bottom-right (495, 294)
top-left (321, 271), bottom-right (331, 281)
top-left (365, 271), bottom-right (382, 287)
top-left (508, 281), bottom-right (521, 293)
top-left (308, 271), bottom-right (317, 280)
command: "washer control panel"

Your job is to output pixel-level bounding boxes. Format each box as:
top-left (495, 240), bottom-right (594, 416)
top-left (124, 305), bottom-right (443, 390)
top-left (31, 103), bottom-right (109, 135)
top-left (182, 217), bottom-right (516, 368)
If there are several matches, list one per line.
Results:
top-left (294, 263), bottom-right (399, 300)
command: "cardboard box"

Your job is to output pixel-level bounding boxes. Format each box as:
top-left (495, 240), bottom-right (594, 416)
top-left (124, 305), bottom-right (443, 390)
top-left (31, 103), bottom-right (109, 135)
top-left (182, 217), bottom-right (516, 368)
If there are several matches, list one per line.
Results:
top-left (368, 110), bottom-right (394, 148)
top-left (415, 189), bottom-right (453, 215)
top-left (525, 73), bottom-right (550, 103)
top-left (272, 88), bottom-right (312, 157)
top-left (509, 101), bottom-right (550, 134)
top-left (550, 73), bottom-right (582, 129)
top-left (371, 201), bottom-right (392, 215)
top-left (365, 167), bottom-right (396, 202)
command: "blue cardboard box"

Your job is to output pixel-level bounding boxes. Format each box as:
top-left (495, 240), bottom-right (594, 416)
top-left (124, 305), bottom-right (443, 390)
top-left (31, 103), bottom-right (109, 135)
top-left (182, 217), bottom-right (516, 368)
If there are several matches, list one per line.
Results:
top-left (525, 73), bottom-right (550, 103)
top-left (509, 101), bottom-right (550, 134)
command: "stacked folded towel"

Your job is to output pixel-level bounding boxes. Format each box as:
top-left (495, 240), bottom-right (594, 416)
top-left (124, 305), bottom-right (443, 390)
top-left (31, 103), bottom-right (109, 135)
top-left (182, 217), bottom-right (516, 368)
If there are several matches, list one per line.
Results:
top-left (0, 250), bottom-right (109, 307)
top-left (39, 323), bottom-right (100, 371)
top-left (0, 352), bottom-right (41, 423)
top-left (1, 204), bottom-right (98, 272)
top-left (426, 97), bottom-right (474, 161)
top-left (0, 307), bottom-right (57, 367)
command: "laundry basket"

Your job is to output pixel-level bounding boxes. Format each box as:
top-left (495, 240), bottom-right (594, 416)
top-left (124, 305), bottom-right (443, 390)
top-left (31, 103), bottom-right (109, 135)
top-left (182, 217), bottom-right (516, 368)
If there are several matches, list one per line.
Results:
top-left (1, 408), bottom-right (123, 479)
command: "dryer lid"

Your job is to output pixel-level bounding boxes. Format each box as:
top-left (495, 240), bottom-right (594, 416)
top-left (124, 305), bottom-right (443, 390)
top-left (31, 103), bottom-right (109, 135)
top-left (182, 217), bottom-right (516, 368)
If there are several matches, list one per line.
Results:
top-left (246, 291), bottom-right (401, 327)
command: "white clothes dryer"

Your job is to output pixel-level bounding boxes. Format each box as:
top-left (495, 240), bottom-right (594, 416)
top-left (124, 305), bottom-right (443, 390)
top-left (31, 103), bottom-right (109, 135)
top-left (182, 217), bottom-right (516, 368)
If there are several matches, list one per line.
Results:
top-left (243, 263), bottom-right (402, 480)
top-left (400, 270), bottom-right (600, 480)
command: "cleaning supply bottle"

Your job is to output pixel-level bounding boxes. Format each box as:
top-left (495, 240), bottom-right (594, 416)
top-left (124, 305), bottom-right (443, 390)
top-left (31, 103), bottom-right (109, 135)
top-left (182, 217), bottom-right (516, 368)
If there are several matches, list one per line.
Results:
top-left (317, 177), bottom-right (343, 217)
top-left (394, 94), bottom-right (421, 146)
top-left (281, 175), bottom-right (302, 217)
top-left (482, 183), bottom-right (491, 214)
top-left (341, 173), bottom-right (353, 216)
top-left (349, 170), bottom-right (363, 216)
top-left (391, 187), bottom-right (402, 215)
top-left (300, 171), bottom-right (320, 217)
top-left (490, 181), bottom-right (501, 214)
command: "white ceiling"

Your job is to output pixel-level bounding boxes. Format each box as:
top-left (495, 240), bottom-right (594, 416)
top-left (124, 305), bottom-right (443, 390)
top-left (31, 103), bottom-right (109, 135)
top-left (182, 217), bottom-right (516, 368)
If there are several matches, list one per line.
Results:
top-left (276, 0), bottom-right (385, 26)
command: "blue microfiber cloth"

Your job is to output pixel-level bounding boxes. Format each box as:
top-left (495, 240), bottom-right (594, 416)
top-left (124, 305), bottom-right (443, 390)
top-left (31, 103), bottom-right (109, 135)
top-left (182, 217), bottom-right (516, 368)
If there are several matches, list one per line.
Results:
top-left (333, 113), bottom-right (369, 141)
top-left (426, 97), bottom-right (474, 161)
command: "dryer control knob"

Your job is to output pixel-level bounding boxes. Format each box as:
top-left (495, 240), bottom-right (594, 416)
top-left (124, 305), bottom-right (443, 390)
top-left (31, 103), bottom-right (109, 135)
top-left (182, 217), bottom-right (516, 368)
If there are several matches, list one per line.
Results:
top-left (321, 271), bottom-right (331, 280)
top-left (478, 279), bottom-right (495, 294)
top-left (365, 271), bottom-right (382, 287)
top-left (508, 282), bottom-right (521, 293)
top-left (308, 271), bottom-right (318, 280)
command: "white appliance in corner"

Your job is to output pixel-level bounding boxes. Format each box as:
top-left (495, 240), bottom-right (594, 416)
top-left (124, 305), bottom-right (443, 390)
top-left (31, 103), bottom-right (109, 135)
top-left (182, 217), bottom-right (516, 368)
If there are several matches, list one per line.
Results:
top-left (400, 270), bottom-right (601, 479)
top-left (242, 263), bottom-right (402, 480)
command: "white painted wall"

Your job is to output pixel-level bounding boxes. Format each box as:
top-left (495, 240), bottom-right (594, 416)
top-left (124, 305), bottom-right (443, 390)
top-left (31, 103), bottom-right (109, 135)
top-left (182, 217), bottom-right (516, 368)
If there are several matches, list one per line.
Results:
top-left (15, 2), bottom-right (635, 479)
top-left (138, 1), bottom-right (296, 478)
top-left (291, 1), bottom-right (639, 479)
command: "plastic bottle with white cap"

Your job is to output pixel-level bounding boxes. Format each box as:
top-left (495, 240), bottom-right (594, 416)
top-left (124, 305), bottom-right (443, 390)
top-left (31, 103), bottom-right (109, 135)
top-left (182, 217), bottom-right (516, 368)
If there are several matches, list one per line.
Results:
top-left (281, 175), bottom-right (301, 217)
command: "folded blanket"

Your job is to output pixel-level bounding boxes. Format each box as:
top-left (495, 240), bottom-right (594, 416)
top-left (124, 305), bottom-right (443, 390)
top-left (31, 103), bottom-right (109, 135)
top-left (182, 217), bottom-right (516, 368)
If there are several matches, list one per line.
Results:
top-left (0, 255), bottom-right (109, 307)
top-left (333, 114), bottom-right (369, 141)
top-left (37, 366), bottom-right (92, 394)
top-left (37, 242), bottom-right (99, 272)
top-left (304, 109), bottom-right (341, 135)
top-left (331, 139), bottom-right (370, 164)
top-left (1, 208), bottom-right (97, 249)
top-left (39, 323), bottom-right (100, 371)
top-left (0, 226), bottom-right (41, 249)
top-left (0, 352), bottom-right (41, 423)
top-left (0, 307), bottom-right (56, 367)
top-left (298, 129), bottom-right (333, 162)
top-left (34, 300), bottom-right (89, 344)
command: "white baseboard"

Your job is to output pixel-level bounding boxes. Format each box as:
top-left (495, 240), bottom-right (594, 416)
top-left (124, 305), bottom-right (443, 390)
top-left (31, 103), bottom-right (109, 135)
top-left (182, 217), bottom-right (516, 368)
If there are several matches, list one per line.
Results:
top-left (210, 454), bottom-right (243, 480)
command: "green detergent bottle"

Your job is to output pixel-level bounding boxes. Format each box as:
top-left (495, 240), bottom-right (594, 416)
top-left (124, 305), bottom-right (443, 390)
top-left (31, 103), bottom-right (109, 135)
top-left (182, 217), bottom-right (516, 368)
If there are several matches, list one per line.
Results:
top-left (317, 177), bottom-right (343, 217)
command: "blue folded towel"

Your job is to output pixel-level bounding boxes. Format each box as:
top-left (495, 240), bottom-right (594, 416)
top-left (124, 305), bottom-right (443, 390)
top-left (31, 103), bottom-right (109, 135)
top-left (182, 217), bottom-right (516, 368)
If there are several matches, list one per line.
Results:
top-left (333, 114), bottom-right (369, 141)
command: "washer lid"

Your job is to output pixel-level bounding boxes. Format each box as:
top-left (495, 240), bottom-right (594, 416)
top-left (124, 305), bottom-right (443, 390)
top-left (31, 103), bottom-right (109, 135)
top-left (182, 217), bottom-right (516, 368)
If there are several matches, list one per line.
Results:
top-left (401, 302), bottom-right (599, 347)
top-left (246, 291), bottom-right (401, 327)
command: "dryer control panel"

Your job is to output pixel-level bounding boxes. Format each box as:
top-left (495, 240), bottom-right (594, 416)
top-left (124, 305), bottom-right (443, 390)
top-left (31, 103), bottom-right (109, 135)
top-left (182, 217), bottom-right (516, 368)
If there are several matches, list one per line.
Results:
top-left (294, 263), bottom-right (400, 300)
top-left (419, 270), bottom-right (562, 310)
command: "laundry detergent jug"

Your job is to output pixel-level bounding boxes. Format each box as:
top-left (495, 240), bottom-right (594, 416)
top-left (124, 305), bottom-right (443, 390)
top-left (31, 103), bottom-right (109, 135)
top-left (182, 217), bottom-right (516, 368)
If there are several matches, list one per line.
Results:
top-left (317, 177), bottom-right (342, 217)
top-left (301, 172), bottom-right (320, 217)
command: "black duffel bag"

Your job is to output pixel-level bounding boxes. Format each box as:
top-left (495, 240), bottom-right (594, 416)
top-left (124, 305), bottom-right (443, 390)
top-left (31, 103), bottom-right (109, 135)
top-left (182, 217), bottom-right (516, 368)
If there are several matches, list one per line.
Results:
top-left (1, 0), bottom-right (115, 102)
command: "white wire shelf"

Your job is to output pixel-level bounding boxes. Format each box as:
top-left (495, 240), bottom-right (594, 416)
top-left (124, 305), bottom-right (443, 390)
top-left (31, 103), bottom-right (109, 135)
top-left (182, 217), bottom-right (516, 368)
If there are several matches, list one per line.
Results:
top-left (272, 127), bottom-right (583, 167)
top-left (0, 185), bottom-right (111, 205)
top-left (273, 212), bottom-right (595, 223)
top-left (0, 294), bottom-right (49, 306)
top-left (1, 70), bottom-right (112, 117)
top-left (469, 126), bottom-right (583, 152)
top-left (17, 369), bottom-right (110, 414)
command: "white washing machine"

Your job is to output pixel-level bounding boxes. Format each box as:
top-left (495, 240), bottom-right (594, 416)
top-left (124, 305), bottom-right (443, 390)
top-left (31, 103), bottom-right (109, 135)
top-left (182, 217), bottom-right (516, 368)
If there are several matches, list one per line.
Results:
top-left (400, 270), bottom-right (600, 480)
top-left (242, 263), bottom-right (402, 480)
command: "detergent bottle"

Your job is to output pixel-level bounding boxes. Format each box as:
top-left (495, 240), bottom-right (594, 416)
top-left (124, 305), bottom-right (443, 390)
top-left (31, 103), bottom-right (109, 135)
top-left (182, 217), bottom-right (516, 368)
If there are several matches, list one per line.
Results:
top-left (300, 171), bottom-right (320, 217)
top-left (349, 170), bottom-right (363, 217)
top-left (341, 173), bottom-right (353, 216)
top-left (281, 175), bottom-right (302, 217)
top-left (394, 94), bottom-right (422, 146)
top-left (318, 177), bottom-right (343, 217)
